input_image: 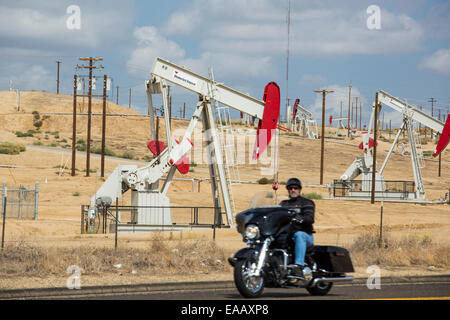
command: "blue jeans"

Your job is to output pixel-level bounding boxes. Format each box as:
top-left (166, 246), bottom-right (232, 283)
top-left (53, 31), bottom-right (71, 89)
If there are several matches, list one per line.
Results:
top-left (292, 231), bottom-right (314, 266)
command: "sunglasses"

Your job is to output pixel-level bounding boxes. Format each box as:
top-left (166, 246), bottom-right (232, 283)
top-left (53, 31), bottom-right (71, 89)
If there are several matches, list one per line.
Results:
top-left (287, 186), bottom-right (300, 190)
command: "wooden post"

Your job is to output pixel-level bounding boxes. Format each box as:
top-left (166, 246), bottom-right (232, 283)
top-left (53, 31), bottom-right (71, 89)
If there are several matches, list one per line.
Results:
top-left (86, 59), bottom-right (93, 177)
top-left (371, 93), bottom-right (380, 204)
top-left (81, 205), bottom-right (85, 234)
top-left (101, 75), bottom-right (107, 177)
top-left (378, 200), bottom-right (384, 248)
top-left (115, 199), bottom-right (118, 250)
top-left (1, 190), bottom-right (6, 249)
top-left (314, 89), bottom-right (334, 185)
top-left (71, 75), bottom-right (77, 176)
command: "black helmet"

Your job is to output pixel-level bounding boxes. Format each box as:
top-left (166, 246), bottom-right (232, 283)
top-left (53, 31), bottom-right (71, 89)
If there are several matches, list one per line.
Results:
top-left (286, 177), bottom-right (302, 189)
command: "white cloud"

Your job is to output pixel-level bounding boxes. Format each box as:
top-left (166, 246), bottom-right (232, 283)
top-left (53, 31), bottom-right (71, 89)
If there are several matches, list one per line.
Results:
top-left (0, 1), bottom-right (134, 51)
top-left (1, 63), bottom-right (54, 91)
top-left (126, 26), bottom-right (277, 81)
top-left (162, 0), bottom-right (425, 57)
top-left (419, 48), bottom-right (450, 76)
top-left (297, 74), bottom-right (328, 86)
top-left (127, 26), bottom-right (186, 77)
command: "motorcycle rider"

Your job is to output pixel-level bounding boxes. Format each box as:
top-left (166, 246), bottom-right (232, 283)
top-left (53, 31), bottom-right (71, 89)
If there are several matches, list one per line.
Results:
top-left (279, 177), bottom-right (315, 278)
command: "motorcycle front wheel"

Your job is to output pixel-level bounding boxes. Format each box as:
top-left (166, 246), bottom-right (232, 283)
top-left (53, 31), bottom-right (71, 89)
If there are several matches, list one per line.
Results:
top-left (233, 259), bottom-right (265, 298)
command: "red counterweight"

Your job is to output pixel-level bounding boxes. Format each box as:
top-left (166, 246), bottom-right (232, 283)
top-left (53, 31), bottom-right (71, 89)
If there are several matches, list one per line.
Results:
top-left (434, 114), bottom-right (450, 157)
top-left (147, 140), bottom-right (190, 174)
top-left (252, 82), bottom-right (281, 160)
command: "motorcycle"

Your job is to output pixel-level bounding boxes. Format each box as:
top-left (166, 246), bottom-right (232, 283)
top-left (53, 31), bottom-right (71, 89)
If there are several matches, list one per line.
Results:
top-left (228, 206), bottom-right (354, 298)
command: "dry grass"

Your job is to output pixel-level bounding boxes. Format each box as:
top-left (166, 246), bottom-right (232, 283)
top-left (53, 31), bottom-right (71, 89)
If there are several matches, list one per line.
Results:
top-left (348, 226), bottom-right (450, 269)
top-left (0, 233), bottom-right (229, 277)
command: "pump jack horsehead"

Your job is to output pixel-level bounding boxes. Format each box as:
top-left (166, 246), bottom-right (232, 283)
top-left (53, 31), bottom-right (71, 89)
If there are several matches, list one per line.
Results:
top-left (90, 57), bottom-right (280, 230)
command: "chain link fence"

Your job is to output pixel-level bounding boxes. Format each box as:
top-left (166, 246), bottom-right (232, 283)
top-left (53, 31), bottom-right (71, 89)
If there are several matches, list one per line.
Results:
top-left (1, 182), bottom-right (39, 219)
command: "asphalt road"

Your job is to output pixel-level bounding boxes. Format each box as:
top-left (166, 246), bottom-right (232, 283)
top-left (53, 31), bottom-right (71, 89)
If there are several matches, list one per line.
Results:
top-left (82, 281), bottom-right (449, 300)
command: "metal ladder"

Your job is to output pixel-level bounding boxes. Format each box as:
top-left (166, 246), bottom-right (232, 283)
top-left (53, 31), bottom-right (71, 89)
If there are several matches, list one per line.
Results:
top-left (412, 120), bottom-right (426, 168)
top-left (208, 68), bottom-right (239, 214)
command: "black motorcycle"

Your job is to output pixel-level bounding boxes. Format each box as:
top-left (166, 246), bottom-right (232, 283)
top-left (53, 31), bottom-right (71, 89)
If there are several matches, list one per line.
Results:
top-left (228, 206), bottom-right (354, 298)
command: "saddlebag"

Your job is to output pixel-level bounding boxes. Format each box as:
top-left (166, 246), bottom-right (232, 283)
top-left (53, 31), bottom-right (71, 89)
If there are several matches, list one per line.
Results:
top-left (310, 245), bottom-right (354, 273)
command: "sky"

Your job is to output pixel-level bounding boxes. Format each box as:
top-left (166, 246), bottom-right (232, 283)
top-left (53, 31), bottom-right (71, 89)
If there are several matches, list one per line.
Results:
top-left (0, 0), bottom-right (449, 128)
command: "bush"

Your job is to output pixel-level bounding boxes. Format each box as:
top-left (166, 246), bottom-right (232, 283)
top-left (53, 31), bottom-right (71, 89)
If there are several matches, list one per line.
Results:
top-left (0, 142), bottom-right (26, 155)
top-left (302, 192), bottom-right (322, 200)
top-left (91, 147), bottom-right (116, 157)
top-left (15, 131), bottom-right (33, 137)
top-left (349, 227), bottom-right (449, 268)
top-left (257, 177), bottom-right (274, 185)
top-left (121, 151), bottom-right (135, 159)
top-left (33, 120), bottom-right (43, 129)
top-left (76, 144), bottom-right (86, 151)
top-left (0, 239), bottom-right (228, 277)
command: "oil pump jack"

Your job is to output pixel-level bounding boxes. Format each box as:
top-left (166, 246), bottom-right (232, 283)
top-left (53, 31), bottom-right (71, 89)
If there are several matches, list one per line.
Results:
top-left (337, 90), bottom-right (450, 201)
top-left (90, 57), bottom-right (280, 231)
top-left (286, 98), bottom-right (318, 139)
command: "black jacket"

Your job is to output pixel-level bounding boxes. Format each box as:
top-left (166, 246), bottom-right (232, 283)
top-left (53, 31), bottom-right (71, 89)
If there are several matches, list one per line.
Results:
top-left (279, 196), bottom-right (315, 234)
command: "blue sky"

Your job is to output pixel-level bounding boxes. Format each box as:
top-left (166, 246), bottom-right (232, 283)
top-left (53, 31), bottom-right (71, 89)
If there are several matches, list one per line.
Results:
top-left (0, 0), bottom-right (449, 128)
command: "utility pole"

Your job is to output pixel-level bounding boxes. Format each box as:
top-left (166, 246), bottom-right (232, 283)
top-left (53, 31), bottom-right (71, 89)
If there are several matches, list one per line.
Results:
top-left (101, 74), bottom-right (107, 178)
top-left (129, 88), bottom-right (132, 108)
top-left (285, 0), bottom-right (291, 123)
top-left (351, 101), bottom-right (354, 130)
top-left (183, 102), bottom-right (186, 119)
top-left (56, 60), bottom-right (61, 94)
top-left (116, 86), bottom-right (119, 105)
top-left (429, 98), bottom-right (436, 139)
top-left (71, 75), bottom-right (77, 176)
top-left (77, 57), bottom-right (104, 177)
top-left (359, 101), bottom-right (362, 131)
top-left (371, 93), bottom-right (381, 204)
top-left (314, 89), bottom-right (334, 185)
top-left (347, 84), bottom-right (352, 137)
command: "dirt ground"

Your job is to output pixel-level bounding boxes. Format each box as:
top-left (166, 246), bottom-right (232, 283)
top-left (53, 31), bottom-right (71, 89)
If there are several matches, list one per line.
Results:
top-left (0, 91), bottom-right (449, 290)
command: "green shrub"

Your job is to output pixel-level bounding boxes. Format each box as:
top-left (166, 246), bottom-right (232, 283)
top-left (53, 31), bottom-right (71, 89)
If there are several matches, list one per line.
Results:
top-left (0, 142), bottom-right (26, 155)
top-left (257, 177), bottom-right (274, 184)
top-left (302, 192), bottom-right (322, 200)
top-left (33, 120), bottom-right (43, 129)
top-left (121, 151), bottom-right (135, 159)
top-left (76, 144), bottom-right (86, 151)
top-left (16, 129), bottom-right (37, 137)
top-left (91, 147), bottom-right (116, 157)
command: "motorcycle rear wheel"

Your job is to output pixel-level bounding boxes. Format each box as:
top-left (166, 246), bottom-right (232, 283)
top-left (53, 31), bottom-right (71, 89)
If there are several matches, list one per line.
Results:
top-left (234, 259), bottom-right (265, 298)
top-left (306, 281), bottom-right (333, 296)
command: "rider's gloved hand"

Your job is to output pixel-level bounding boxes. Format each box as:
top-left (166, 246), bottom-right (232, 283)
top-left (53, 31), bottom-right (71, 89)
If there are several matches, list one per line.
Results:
top-left (292, 218), bottom-right (303, 225)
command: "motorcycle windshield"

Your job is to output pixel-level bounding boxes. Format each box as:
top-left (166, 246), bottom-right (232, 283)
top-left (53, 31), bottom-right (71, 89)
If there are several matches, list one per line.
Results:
top-left (235, 206), bottom-right (292, 237)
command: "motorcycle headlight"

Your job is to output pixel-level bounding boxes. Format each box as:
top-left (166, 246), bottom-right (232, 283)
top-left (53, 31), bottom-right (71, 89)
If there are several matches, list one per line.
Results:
top-left (245, 224), bottom-right (260, 240)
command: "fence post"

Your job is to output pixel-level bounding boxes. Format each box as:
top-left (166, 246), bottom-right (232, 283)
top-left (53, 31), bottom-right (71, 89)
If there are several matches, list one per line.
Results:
top-left (18, 184), bottom-right (22, 218)
top-left (34, 181), bottom-right (39, 220)
top-left (115, 198), bottom-right (118, 250)
top-left (81, 205), bottom-right (85, 234)
top-left (2, 185), bottom-right (6, 249)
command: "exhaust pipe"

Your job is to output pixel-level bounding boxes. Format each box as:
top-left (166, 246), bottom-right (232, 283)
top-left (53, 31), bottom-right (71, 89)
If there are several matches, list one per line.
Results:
top-left (310, 275), bottom-right (354, 287)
